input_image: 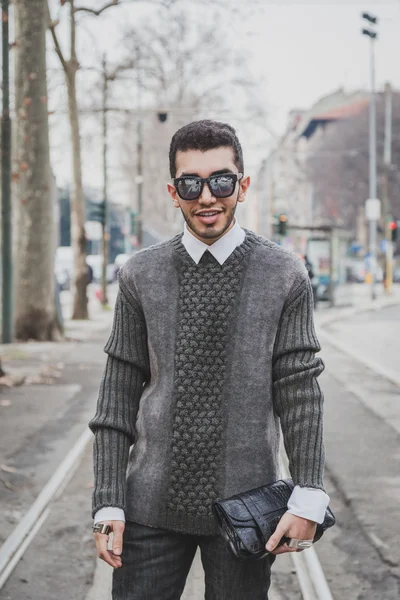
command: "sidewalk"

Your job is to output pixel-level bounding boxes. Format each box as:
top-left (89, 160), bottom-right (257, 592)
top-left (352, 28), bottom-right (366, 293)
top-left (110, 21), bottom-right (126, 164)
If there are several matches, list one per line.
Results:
top-left (315, 282), bottom-right (400, 328)
top-left (0, 285), bottom-right (116, 385)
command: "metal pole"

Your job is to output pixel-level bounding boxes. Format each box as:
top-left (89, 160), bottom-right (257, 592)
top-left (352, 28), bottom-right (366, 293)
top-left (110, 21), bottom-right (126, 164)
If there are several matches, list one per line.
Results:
top-left (136, 45), bottom-right (143, 249)
top-left (383, 82), bottom-right (393, 294)
top-left (137, 118), bottom-right (143, 248)
top-left (101, 54), bottom-right (108, 305)
top-left (368, 36), bottom-right (378, 300)
top-left (1, 0), bottom-right (12, 343)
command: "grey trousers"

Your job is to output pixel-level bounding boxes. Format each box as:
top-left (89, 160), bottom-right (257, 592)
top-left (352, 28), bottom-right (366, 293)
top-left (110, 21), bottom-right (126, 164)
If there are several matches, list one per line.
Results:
top-left (112, 521), bottom-right (275, 600)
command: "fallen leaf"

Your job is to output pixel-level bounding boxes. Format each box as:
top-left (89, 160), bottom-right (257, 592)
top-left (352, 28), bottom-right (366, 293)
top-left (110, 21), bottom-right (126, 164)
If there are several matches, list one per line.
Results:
top-left (0, 477), bottom-right (15, 491)
top-left (1, 464), bottom-right (17, 473)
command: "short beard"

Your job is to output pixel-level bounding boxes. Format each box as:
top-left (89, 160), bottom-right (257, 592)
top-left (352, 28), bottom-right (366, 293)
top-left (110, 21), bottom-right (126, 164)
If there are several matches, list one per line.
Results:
top-left (182, 198), bottom-right (238, 241)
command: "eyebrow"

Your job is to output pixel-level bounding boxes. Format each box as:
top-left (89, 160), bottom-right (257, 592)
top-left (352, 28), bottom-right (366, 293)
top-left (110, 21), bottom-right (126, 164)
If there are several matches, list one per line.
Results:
top-left (179, 168), bottom-right (235, 177)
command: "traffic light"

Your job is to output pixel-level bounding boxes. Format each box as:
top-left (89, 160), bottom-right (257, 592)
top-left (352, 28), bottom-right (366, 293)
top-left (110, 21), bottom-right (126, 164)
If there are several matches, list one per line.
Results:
top-left (362, 12), bottom-right (378, 25)
top-left (278, 214), bottom-right (288, 236)
top-left (88, 202), bottom-right (106, 225)
top-left (389, 220), bottom-right (398, 242)
top-left (361, 12), bottom-right (378, 39)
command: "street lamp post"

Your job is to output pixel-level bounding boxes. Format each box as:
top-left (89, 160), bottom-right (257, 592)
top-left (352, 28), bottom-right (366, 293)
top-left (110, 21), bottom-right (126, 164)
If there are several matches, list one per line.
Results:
top-left (101, 54), bottom-right (109, 306)
top-left (383, 82), bottom-right (393, 294)
top-left (135, 45), bottom-right (144, 249)
top-left (362, 12), bottom-right (379, 300)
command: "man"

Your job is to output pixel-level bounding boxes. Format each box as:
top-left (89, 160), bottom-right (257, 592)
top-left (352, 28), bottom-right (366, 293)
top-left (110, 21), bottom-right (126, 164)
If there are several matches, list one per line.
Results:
top-left (89, 120), bottom-right (329, 600)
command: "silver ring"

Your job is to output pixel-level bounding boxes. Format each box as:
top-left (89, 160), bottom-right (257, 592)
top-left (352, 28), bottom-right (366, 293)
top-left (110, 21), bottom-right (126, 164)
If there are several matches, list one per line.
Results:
top-left (93, 523), bottom-right (111, 535)
top-left (287, 538), bottom-right (313, 550)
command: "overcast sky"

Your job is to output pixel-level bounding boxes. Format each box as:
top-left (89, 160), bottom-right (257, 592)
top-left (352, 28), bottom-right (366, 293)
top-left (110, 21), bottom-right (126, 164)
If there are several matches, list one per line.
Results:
top-left (46, 0), bottom-right (400, 196)
top-left (245, 1), bottom-right (400, 132)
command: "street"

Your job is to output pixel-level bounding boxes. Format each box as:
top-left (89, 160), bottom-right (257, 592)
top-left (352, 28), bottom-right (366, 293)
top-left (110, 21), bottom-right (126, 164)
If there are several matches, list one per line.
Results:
top-left (0, 290), bottom-right (398, 599)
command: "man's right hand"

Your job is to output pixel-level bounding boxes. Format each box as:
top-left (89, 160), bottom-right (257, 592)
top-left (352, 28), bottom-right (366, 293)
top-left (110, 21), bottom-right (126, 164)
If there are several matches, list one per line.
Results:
top-left (93, 520), bottom-right (125, 569)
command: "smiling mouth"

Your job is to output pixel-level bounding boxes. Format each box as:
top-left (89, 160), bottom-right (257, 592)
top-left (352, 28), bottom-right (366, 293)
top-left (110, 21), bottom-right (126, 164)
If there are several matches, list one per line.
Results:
top-left (195, 210), bottom-right (223, 217)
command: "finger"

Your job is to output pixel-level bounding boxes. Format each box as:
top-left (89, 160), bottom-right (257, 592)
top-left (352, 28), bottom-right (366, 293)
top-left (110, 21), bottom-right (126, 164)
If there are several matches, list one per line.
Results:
top-left (112, 522), bottom-right (125, 557)
top-left (108, 550), bottom-right (123, 567)
top-left (95, 534), bottom-right (122, 568)
top-left (266, 524), bottom-right (287, 552)
top-left (99, 547), bottom-right (122, 568)
top-left (271, 543), bottom-right (298, 556)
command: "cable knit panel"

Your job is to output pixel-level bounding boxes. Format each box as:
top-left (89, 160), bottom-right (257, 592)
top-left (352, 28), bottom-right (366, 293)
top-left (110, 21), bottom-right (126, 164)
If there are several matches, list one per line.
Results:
top-left (166, 250), bottom-right (245, 519)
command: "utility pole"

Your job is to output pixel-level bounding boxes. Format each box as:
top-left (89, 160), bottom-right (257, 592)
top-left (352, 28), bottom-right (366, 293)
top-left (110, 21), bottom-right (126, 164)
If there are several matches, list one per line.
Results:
top-left (383, 82), bottom-right (393, 294)
top-left (362, 12), bottom-right (379, 300)
top-left (136, 45), bottom-right (143, 249)
top-left (1, 0), bottom-right (12, 343)
top-left (101, 54), bottom-right (109, 305)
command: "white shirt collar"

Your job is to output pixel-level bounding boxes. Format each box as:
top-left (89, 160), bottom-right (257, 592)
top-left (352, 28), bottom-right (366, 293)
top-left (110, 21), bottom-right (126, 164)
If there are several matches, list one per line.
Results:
top-left (182, 220), bottom-right (245, 265)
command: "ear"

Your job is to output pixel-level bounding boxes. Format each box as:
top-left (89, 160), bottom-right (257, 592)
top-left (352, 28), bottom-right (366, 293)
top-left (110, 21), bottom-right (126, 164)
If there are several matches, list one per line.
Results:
top-left (238, 175), bottom-right (250, 204)
top-left (167, 182), bottom-right (181, 209)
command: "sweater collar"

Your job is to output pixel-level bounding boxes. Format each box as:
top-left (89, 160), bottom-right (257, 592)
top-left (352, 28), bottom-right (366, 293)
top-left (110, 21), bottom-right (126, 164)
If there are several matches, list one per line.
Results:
top-left (181, 220), bottom-right (245, 266)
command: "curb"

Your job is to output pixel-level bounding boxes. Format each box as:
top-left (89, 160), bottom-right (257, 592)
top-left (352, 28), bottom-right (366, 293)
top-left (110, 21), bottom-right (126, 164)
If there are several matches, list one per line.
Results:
top-left (316, 297), bottom-right (400, 329)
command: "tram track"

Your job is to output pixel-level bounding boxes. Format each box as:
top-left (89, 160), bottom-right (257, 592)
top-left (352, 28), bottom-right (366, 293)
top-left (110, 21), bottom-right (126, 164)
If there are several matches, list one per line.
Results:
top-left (0, 428), bottom-right (93, 591)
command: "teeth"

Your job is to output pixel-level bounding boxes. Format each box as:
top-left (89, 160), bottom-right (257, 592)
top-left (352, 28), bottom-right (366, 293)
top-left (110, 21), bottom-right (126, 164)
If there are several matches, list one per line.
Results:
top-left (199, 212), bottom-right (218, 216)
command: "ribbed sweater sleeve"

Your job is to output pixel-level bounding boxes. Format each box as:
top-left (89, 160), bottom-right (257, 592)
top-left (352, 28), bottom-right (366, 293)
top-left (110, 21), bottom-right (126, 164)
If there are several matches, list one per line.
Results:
top-left (89, 283), bottom-right (150, 517)
top-left (272, 274), bottom-right (325, 491)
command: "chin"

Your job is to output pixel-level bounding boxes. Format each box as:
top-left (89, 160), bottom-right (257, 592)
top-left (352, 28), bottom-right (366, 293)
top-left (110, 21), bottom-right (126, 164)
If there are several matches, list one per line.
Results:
top-left (195, 223), bottom-right (227, 240)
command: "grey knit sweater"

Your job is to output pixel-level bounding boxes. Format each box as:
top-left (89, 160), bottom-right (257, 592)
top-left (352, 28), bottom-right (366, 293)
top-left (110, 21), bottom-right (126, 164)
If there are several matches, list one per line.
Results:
top-left (89, 230), bottom-right (325, 536)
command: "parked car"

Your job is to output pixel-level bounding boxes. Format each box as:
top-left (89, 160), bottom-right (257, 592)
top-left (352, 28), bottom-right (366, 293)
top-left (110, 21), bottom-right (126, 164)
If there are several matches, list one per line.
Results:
top-left (55, 246), bottom-right (97, 289)
top-left (114, 253), bottom-right (131, 268)
top-left (345, 259), bottom-right (383, 283)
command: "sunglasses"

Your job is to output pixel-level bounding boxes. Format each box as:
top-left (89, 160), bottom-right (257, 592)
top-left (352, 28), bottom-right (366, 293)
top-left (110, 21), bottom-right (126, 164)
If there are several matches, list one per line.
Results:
top-left (173, 173), bottom-right (243, 201)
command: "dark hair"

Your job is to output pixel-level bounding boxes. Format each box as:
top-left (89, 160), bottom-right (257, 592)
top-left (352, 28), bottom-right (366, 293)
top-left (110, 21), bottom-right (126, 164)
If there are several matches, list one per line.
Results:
top-left (169, 119), bottom-right (244, 178)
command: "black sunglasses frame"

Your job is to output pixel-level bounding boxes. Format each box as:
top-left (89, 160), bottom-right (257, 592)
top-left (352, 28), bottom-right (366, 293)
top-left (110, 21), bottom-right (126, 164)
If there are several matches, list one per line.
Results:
top-left (173, 172), bottom-right (243, 201)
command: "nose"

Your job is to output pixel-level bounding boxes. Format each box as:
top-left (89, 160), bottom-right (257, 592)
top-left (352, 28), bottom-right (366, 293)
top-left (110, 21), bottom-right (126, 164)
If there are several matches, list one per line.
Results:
top-left (198, 182), bottom-right (216, 206)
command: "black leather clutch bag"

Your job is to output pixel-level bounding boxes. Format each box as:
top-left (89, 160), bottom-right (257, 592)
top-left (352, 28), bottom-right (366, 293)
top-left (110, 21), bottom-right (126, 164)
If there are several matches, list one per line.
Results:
top-left (212, 478), bottom-right (335, 560)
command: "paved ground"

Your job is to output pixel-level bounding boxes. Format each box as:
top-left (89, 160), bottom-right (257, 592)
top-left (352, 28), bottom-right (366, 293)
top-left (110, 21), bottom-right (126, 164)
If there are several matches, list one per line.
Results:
top-left (0, 286), bottom-right (399, 599)
top-left (0, 287), bottom-right (113, 600)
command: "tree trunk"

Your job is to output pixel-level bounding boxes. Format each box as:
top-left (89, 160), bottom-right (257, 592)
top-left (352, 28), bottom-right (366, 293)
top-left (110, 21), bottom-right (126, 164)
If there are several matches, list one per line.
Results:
top-left (66, 67), bottom-right (88, 320)
top-left (14, 0), bottom-right (62, 341)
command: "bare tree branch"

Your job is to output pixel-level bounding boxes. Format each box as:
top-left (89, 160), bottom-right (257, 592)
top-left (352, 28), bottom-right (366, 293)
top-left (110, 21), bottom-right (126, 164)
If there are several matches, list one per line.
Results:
top-left (46, 1), bottom-right (68, 72)
top-left (70, 0), bottom-right (77, 64)
top-left (74, 0), bottom-right (120, 16)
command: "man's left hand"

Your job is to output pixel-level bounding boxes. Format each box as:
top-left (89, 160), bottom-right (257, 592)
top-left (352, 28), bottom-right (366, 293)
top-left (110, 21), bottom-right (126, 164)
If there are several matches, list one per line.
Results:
top-left (265, 512), bottom-right (317, 555)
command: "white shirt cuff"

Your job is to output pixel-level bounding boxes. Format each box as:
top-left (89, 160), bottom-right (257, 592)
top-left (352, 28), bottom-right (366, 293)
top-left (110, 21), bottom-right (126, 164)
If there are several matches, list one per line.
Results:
top-left (93, 507), bottom-right (126, 524)
top-left (287, 485), bottom-right (330, 524)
